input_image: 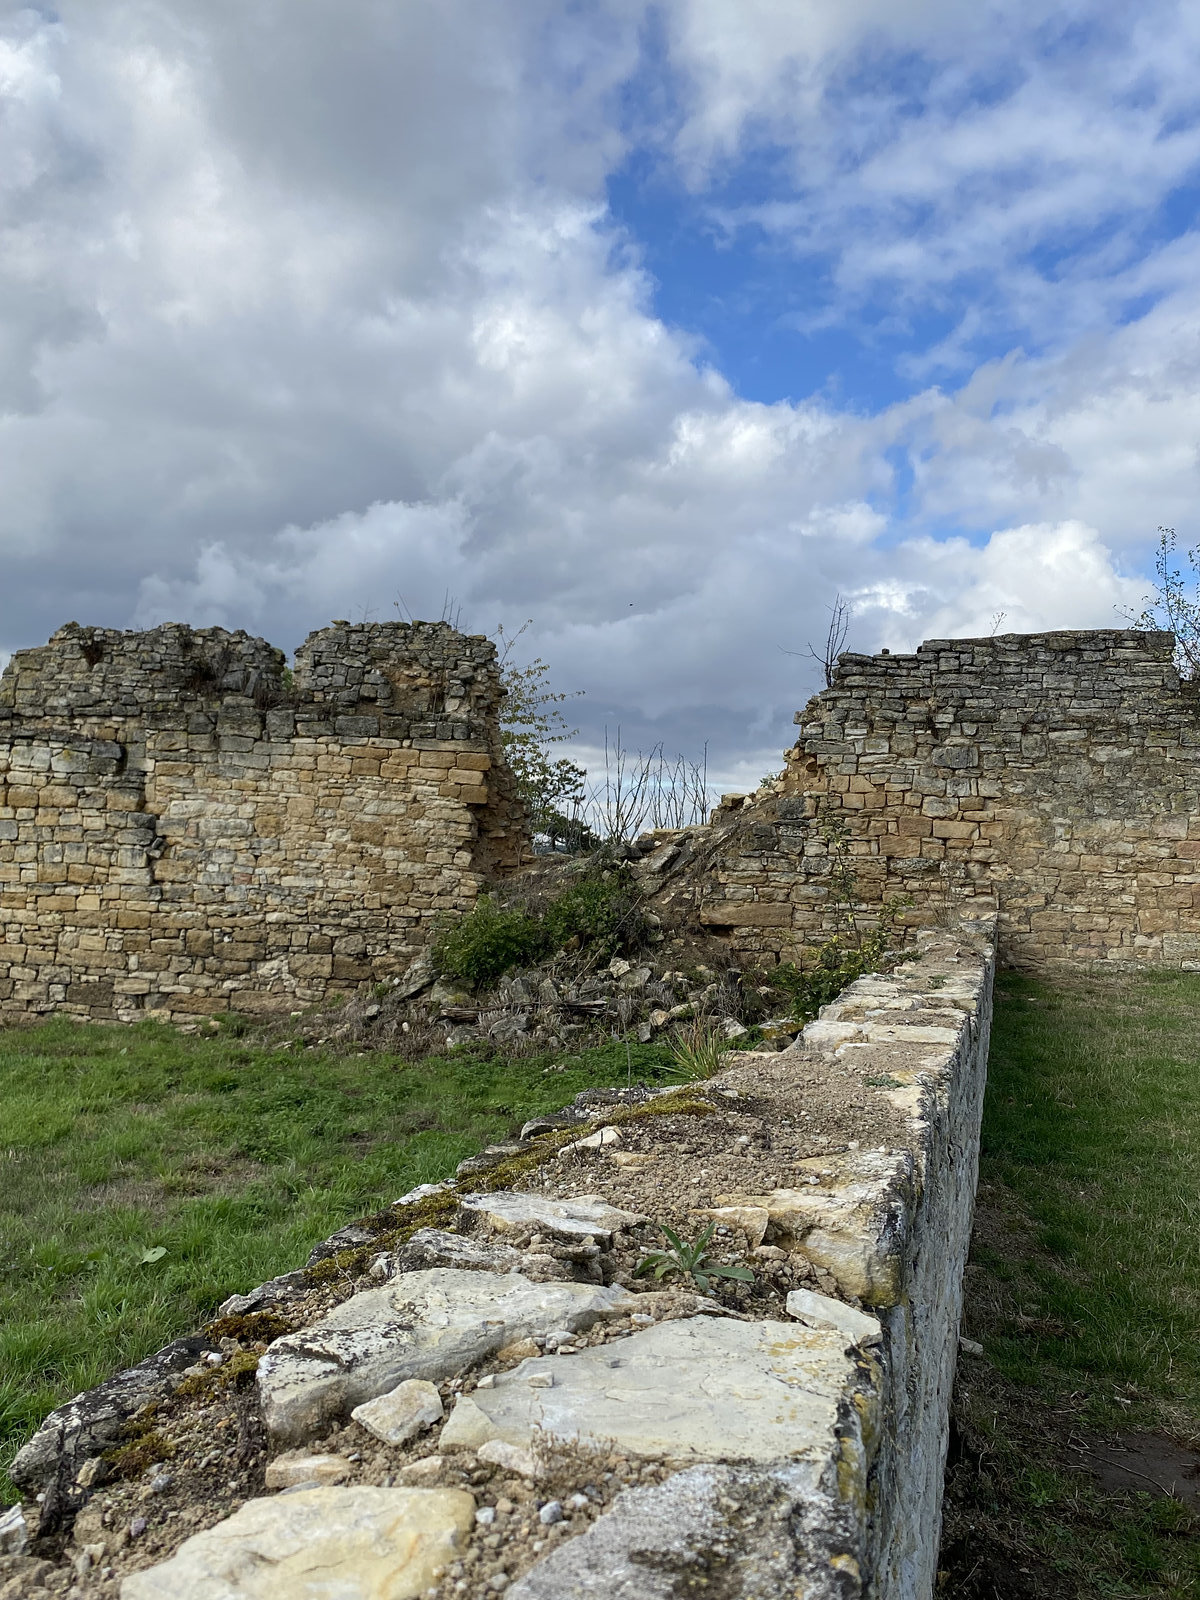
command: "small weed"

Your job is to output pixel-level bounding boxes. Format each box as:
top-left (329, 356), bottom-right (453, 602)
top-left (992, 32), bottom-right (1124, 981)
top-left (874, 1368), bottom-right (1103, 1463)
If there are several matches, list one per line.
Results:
top-left (865, 1074), bottom-right (902, 1089)
top-left (665, 1021), bottom-right (731, 1081)
top-left (634, 1222), bottom-right (755, 1293)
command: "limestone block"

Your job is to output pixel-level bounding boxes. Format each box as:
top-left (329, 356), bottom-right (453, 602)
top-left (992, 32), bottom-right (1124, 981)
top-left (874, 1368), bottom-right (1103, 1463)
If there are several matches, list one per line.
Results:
top-left (257, 1269), bottom-right (635, 1444)
top-left (264, 1451), bottom-right (352, 1489)
top-left (457, 1192), bottom-right (646, 1242)
top-left (786, 1288), bottom-right (882, 1348)
top-left (440, 1316), bottom-right (876, 1472)
top-left (119, 1486), bottom-right (476, 1600)
top-left (713, 1149), bottom-right (914, 1306)
top-left (352, 1379), bottom-right (443, 1446)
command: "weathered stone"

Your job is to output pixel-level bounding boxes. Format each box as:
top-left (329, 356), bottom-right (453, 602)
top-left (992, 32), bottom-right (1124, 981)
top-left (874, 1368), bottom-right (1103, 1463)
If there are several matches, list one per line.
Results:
top-left (508, 1464), bottom-right (866, 1600)
top-left (10, 1335), bottom-right (218, 1494)
top-left (556, 1126), bottom-right (621, 1157)
top-left (257, 1269), bottom-right (635, 1444)
top-left (439, 1316), bottom-right (877, 1469)
top-left (0, 1504), bottom-right (27, 1556)
top-left (390, 1228), bottom-right (526, 1276)
top-left (693, 1204), bottom-right (769, 1247)
top-left (352, 1380), bottom-right (443, 1446)
top-left (457, 1192), bottom-right (646, 1242)
top-left (119, 1486), bottom-right (476, 1600)
top-left (785, 1289), bottom-right (882, 1348)
top-left (713, 1148), bottom-right (914, 1306)
top-left (264, 1451), bottom-right (352, 1489)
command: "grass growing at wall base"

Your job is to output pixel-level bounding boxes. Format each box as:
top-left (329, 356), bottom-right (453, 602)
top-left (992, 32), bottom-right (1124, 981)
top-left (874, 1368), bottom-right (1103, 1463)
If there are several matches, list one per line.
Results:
top-left (0, 1018), bottom-right (675, 1500)
top-left (941, 971), bottom-right (1200, 1599)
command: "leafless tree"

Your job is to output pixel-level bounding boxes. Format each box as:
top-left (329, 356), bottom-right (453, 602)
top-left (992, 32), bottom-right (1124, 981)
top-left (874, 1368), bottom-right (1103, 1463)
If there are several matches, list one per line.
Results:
top-left (785, 593), bottom-right (852, 688)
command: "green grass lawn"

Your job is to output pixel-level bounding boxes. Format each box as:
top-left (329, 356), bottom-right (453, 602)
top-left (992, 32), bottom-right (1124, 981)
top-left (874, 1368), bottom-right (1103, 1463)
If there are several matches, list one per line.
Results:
top-left (0, 1018), bottom-right (673, 1498)
top-left (941, 971), bottom-right (1200, 1598)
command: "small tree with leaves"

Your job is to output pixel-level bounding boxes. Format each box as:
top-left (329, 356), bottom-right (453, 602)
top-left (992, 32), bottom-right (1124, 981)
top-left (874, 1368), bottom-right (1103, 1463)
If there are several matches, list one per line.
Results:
top-left (494, 622), bottom-right (592, 849)
top-left (1121, 527), bottom-right (1200, 678)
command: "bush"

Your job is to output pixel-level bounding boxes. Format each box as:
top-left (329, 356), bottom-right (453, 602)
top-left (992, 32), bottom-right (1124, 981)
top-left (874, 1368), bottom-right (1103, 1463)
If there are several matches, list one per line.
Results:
top-left (431, 896), bottom-right (547, 987)
top-left (542, 863), bottom-right (647, 959)
top-left (767, 924), bottom-right (896, 1024)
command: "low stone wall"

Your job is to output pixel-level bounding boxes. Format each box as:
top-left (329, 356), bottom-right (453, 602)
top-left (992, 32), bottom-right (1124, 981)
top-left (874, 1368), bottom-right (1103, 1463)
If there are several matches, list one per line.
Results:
top-left (0, 620), bottom-right (527, 1021)
top-left (7, 918), bottom-right (993, 1599)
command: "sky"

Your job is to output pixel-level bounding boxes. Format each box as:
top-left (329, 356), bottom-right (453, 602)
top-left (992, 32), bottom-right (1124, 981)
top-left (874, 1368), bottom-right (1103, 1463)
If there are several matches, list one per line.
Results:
top-left (3, 1), bottom-right (1200, 788)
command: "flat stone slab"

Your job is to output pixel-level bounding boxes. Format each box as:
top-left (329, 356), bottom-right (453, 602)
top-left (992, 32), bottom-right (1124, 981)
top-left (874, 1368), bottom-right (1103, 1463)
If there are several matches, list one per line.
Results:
top-left (120, 1486), bottom-right (475, 1599)
top-left (714, 1149), bottom-right (914, 1306)
top-left (508, 1463), bottom-right (864, 1600)
top-left (440, 1316), bottom-right (877, 1471)
top-left (785, 1289), bottom-right (882, 1348)
top-left (257, 1269), bottom-right (635, 1444)
top-left (457, 1191), bottom-right (647, 1242)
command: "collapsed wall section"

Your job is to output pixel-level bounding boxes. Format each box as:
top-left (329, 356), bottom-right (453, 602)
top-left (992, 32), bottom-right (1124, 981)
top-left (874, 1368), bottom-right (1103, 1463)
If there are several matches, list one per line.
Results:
top-left (694, 629), bottom-right (1200, 969)
top-left (0, 620), bottom-right (527, 1021)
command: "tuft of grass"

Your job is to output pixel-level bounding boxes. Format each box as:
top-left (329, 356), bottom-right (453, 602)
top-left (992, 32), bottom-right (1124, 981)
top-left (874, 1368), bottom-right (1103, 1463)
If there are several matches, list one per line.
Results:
top-left (0, 1019), bottom-right (677, 1498)
top-left (940, 970), bottom-right (1200, 1599)
top-left (665, 1020), bottom-right (732, 1081)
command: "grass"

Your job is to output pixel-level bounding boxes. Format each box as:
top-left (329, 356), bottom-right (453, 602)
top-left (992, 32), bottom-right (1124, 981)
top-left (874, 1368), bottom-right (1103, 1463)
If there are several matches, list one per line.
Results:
top-left (940, 970), bottom-right (1200, 1598)
top-left (0, 1017), bottom-right (676, 1499)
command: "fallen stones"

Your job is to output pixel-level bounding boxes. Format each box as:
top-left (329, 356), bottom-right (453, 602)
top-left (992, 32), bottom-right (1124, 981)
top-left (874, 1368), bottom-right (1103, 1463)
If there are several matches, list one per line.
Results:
top-left (439, 1316), bottom-right (877, 1471)
top-left (263, 1451), bottom-right (352, 1490)
top-left (457, 1192), bottom-right (646, 1242)
top-left (352, 1379), bottom-right (443, 1445)
top-left (257, 1269), bottom-right (635, 1444)
top-left (785, 1288), bottom-right (883, 1349)
top-left (119, 1486), bottom-right (476, 1600)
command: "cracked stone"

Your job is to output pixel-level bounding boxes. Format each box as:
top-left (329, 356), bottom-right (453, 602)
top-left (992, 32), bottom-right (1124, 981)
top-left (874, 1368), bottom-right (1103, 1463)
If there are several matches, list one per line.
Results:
top-left (257, 1269), bottom-right (635, 1444)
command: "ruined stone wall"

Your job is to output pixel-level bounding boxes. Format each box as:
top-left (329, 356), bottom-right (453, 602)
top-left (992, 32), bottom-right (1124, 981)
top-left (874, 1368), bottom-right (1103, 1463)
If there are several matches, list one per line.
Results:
top-left (698, 629), bottom-right (1200, 969)
top-left (0, 620), bottom-right (527, 1021)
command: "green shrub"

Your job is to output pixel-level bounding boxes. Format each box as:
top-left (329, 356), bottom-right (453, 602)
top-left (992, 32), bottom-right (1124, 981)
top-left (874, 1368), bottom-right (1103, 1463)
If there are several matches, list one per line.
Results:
top-left (542, 863), bottom-right (646, 958)
top-left (431, 895), bottom-right (547, 987)
top-left (768, 924), bottom-right (896, 1023)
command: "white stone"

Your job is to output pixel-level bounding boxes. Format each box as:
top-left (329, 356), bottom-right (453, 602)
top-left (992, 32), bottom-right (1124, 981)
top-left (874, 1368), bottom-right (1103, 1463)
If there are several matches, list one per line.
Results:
top-left (458, 1192), bottom-right (646, 1242)
top-left (119, 1486), bottom-right (475, 1600)
top-left (257, 1269), bottom-right (635, 1444)
top-left (352, 1379), bottom-right (444, 1445)
top-left (0, 1502), bottom-right (27, 1556)
top-left (785, 1289), bottom-right (883, 1348)
top-left (476, 1439), bottom-right (539, 1477)
top-left (692, 1204), bottom-right (769, 1246)
top-left (557, 1126), bottom-right (621, 1157)
top-left (264, 1451), bottom-right (352, 1489)
top-left (507, 1464), bottom-right (847, 1600)
top-left (439, 1317), bottom-right (875, 1470)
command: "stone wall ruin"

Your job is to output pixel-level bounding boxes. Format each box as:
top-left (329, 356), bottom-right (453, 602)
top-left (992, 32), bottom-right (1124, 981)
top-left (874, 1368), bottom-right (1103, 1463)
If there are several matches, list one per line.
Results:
top-left (695, 628), bottom-right (1200, 971)
top-left (0, 620), bottom-right (527, 1022)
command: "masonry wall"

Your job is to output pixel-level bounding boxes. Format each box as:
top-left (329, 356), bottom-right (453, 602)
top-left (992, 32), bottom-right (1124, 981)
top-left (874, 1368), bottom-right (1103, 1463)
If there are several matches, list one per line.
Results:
top-left (698, 629), bottom-right (1200, 969)
top-left (0, 620), bottom-right (527, 1021)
